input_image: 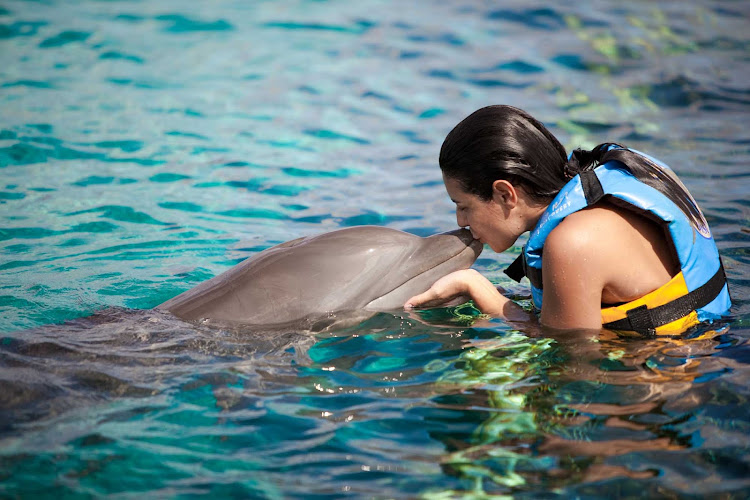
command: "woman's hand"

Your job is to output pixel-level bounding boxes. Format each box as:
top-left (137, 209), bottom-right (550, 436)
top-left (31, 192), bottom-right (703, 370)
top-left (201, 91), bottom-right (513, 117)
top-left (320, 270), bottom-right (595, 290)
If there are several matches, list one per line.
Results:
top-left (404, 269), bottom-right (510, 315)
top-left (404, 269), bottom-right (479, 309)
top-left (405, 269), bottom-right (532, 322)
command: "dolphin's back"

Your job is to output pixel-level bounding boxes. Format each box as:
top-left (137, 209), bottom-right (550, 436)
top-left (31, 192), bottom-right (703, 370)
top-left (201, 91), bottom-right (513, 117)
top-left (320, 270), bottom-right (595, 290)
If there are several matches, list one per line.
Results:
top-left (159, 228), bottom-right (403, 326)
top-left (158, 237), bottom-right (335, 325)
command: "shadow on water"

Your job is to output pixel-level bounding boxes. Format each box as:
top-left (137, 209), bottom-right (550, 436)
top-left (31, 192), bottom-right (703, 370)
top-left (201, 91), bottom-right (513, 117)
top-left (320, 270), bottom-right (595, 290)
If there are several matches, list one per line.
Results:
top-left (1, 306), bottom-right (749, 498)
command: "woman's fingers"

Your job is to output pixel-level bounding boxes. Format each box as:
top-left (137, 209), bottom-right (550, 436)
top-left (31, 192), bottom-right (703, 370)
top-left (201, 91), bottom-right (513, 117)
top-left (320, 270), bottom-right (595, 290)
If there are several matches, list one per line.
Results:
top-left (404, 271), bottom-right (471, 309)
top-left (404, 289), bottom-right (438, 309)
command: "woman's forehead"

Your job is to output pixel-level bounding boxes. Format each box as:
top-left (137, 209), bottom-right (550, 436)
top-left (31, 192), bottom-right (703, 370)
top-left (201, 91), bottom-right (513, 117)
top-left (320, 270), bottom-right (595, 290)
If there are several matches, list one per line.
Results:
top-left (442, 175), bottom-right (471, 202)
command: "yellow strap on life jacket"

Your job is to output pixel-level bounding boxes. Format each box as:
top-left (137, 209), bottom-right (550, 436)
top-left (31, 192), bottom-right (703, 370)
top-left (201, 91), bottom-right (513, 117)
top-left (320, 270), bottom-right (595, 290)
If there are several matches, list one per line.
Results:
top-left (601, 271), bottom-right (700, 336)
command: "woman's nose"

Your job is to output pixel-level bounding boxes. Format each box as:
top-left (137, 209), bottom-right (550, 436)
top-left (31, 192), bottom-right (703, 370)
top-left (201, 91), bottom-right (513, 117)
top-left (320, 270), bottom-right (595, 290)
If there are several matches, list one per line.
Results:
top-left (456, 212), bottom-right (466, 228)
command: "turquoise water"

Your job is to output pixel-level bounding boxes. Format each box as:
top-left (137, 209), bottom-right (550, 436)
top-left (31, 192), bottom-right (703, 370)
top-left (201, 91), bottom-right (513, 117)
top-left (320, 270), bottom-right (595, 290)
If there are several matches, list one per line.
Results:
top-left (2, 0), bottom-right (749, 497)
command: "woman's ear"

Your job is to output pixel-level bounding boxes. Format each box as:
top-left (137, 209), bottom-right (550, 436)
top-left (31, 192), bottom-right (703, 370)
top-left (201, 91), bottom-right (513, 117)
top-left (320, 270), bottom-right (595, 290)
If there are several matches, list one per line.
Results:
top-left (491, 179), bottom-right (518, 208)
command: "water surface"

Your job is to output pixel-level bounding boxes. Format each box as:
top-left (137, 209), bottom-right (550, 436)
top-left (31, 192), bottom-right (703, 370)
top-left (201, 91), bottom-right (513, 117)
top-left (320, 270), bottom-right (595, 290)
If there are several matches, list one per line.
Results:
top-left (1, 0), bottom-right (749, 497)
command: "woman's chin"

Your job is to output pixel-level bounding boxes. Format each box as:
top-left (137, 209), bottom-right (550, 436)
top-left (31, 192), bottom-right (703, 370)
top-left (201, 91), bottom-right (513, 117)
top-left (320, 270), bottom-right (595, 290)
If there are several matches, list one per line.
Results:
top-left (488, 241), bottom-right (513, 253)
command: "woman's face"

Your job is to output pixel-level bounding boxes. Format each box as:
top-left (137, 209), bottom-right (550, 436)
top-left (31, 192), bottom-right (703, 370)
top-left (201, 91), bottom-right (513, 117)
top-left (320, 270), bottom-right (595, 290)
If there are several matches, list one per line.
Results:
top-left (443, 174), bottom-right (519, 253)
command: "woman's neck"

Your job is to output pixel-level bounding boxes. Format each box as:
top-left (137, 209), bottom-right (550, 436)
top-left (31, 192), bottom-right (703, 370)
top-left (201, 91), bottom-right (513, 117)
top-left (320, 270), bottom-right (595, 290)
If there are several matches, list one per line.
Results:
top-left (520, 200), bottom-right (550, 234)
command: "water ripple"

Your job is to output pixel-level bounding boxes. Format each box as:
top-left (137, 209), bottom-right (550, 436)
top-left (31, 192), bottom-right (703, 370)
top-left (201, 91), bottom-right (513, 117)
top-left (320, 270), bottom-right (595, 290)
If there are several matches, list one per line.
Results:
top-left (155, 14), bottom-right (233, 33)
top-left (303, 129), bottom-right (370, 145)
top-left (99, 50), bottom-right (144, 64)
top-left (1, 80), bottom-right (54, 89)
top-left (0, 21), bottom-right (46, 39)
top-left (0, 136), bottom-right (162, 167)
top-left (262, 20), bottom-right (374, 35)
top-left (488, 7), bottom-right (567, 30)
top-left (646, 75), bottom-right (750, 110)
top-left (39, 30), bottom-right (89, 48)
top-left (66, 205), bottom-right (167, 225)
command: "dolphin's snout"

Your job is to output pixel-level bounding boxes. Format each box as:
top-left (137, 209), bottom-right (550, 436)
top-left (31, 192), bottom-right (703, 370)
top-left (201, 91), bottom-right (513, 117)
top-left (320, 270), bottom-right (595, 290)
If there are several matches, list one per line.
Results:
top-left (439, 228), bottom-right (477, 247)
top-left (435, 228), bottom-right (483, 259)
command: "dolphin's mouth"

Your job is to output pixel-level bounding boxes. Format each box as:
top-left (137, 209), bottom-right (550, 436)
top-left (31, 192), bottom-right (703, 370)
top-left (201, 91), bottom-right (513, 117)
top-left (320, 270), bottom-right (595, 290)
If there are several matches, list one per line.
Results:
top-left (364, 235), bottom-right (483, 310)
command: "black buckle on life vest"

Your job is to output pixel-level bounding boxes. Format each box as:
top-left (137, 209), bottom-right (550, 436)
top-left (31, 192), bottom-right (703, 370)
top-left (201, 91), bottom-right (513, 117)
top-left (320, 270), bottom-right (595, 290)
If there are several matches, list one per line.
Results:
top-left (624, 305), bottom-right (656, 336)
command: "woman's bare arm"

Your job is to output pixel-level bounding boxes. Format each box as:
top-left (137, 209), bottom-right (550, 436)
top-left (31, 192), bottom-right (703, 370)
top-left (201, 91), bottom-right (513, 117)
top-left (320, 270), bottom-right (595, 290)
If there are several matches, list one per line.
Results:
top-left (404, 269), bottom-right (531, 321)
top-left (539, 214), bottom-right (606, 329)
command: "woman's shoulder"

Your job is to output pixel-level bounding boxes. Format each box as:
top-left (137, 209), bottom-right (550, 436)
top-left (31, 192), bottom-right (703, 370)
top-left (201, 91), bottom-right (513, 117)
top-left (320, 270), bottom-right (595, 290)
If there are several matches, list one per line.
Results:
top-left (544, 201), bottom-right (677, 303)
top-left (544, 203), bottom-right (660, 279)
top-left (538, 205), bottom-right (624, 328)
top-left (546, 204), bottom-right (631, 255)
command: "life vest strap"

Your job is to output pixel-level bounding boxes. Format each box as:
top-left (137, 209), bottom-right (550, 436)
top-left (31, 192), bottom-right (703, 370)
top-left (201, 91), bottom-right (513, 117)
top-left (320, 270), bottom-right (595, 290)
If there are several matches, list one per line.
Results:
top-left (580, 170), bottom-right (605, 205)
top-left (602, 263), bottom-right (728, 335)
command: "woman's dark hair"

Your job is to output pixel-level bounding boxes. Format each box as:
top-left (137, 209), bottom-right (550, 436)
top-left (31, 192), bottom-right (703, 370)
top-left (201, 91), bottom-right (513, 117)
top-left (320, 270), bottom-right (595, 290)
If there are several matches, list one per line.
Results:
top-left (439, 104), bottom-right (708, 233)
top-left (439, 105), bottom-right (568, 202)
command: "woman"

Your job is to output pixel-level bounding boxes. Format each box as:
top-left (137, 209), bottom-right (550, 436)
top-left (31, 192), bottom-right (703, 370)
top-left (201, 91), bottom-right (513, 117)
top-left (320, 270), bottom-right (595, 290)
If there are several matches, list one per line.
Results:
top-left (405, 105), bottom-right (731, 335)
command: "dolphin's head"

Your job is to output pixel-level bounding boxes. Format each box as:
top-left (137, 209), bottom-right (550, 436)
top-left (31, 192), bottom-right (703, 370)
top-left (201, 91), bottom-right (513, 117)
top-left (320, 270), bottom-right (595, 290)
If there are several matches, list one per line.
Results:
top-left (159, 226), bottom-right (482, 328)
top-left (351, 227), bottom-right (483, 310)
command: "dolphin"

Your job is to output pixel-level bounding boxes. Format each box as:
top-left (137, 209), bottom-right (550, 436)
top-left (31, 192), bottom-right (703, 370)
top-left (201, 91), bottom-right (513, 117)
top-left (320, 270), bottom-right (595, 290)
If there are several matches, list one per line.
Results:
top-left (158, 226), bottom-right (482, 331)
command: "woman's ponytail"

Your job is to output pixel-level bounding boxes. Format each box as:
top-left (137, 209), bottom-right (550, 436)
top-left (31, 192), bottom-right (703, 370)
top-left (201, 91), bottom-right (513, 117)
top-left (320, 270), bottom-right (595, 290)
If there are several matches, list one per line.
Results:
top-left (564, 143), bottom-right (618, 179)
top-left (580, 143), bottom-right (710, 235)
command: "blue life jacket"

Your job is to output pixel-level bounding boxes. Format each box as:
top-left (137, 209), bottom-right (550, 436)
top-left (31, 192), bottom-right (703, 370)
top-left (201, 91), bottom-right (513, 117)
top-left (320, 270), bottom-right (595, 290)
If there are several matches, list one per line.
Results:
top-left (504, 149), bottom-right (731, 335)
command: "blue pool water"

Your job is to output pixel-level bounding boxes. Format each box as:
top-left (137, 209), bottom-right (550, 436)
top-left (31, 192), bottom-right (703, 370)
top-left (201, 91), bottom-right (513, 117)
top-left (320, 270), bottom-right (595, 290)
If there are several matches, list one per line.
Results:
top-left (2, 0), bottom-right (749, 497)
